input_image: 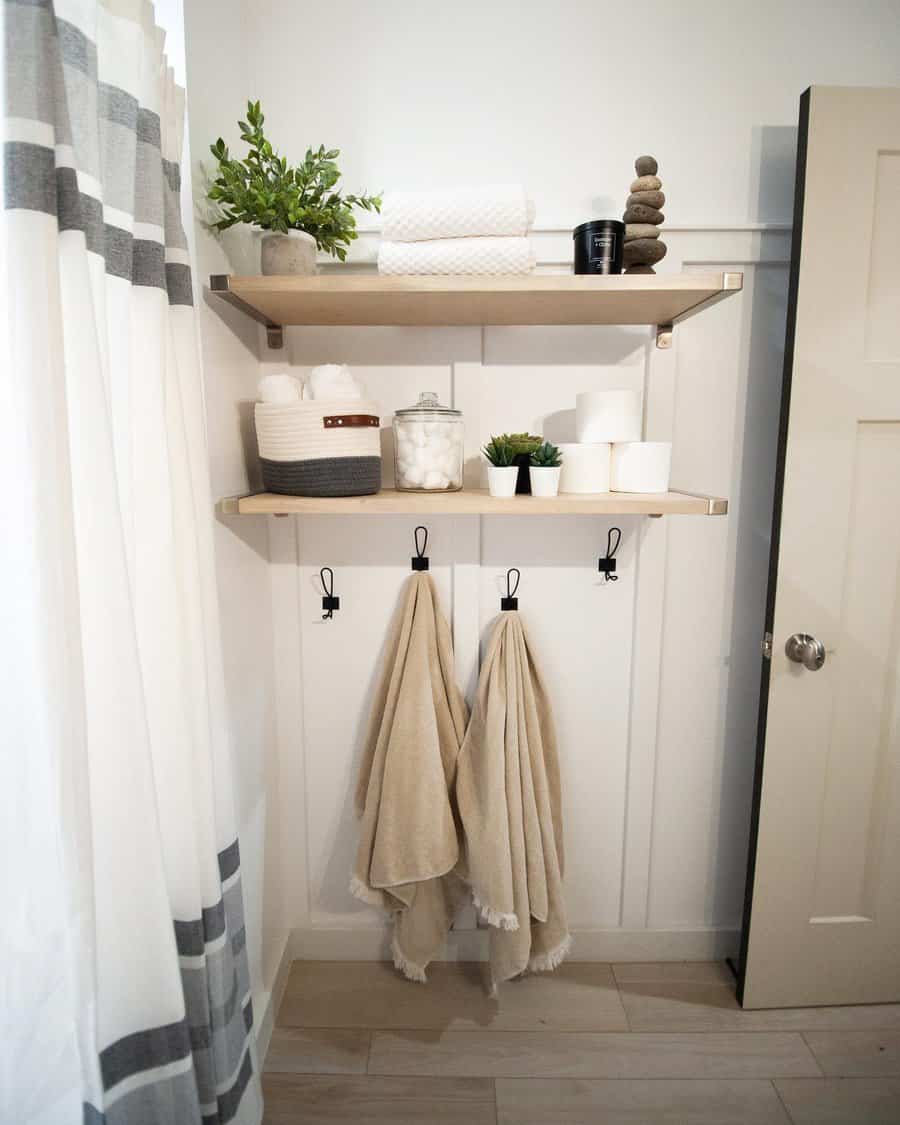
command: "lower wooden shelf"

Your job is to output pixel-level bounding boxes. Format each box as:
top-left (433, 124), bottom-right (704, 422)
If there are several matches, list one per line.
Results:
top-left (221, 488), bottom-right (727, 517)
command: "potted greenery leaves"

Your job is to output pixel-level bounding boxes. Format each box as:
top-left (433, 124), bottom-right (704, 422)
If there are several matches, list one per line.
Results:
top-left (208, 101), bottom-right (381, 275)
top-left (529, 441), bottom-right (563, 497)
top-left (483, 436), bottom-right (518, 497)
top-left (496, 432), bottom-right (542, 494)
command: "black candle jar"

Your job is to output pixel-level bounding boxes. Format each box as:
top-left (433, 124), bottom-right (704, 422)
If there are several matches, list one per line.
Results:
top-left (573, 219), bottom-right (624, 275)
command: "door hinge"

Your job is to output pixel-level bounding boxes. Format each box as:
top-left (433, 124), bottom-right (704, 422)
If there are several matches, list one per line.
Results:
top-left (762, 631), bottom-right (773, 660)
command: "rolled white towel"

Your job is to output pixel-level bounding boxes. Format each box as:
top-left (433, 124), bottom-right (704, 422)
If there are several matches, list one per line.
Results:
top-left (378, 236), bottom-right (535, 277)
top-left (381, 185), bottom-right (535, 242)
top-left (308, 363), bottom-right (365, 401)
top-left (258, 373), bottom-right (302, 403)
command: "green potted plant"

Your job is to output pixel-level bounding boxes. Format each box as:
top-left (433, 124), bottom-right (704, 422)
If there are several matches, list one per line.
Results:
top-left (482, 436), bottom-right (518, 498)
top-left (497, 432), bottom-right (542, 494)
top-left (529, 441), bottom-right (563, 497)
top-left (208, 100), bottom-right (381, 276)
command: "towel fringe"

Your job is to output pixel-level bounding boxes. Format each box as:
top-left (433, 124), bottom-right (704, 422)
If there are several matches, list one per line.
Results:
top-left (472, 891), bottom-right (519, 932)
top-left (391, 935), bottom-right (428, 983)
top-left (527, 933), bottom-right (573, 974)
top-left (348, 876), bottom-right (387, 909)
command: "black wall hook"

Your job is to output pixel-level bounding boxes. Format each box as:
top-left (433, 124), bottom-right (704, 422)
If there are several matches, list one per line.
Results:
top-left (320, 567), bottom-right (340, 619)
top-left (501, 568), bottom-right (520, 610)
top-left (598, 527), bottom-right (622, 582)
top-left (411, 525), bottom-right (430, 571)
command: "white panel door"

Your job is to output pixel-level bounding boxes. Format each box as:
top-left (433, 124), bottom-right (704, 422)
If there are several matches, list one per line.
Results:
top-left (741, 86), bottom-right (900, 1008)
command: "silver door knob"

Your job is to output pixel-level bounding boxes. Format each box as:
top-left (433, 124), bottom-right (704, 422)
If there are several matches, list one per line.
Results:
top-left (784, 633), bottom-right (826, 671)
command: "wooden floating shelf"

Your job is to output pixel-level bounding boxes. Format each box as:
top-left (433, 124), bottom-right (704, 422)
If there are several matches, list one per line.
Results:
top-left (209, 271), bottom-right (743, 348)
top-left (221, 489), bottom-right (728, 518)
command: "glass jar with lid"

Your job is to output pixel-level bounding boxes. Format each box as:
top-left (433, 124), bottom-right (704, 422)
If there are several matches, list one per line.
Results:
top-left (393, 392), bottom-right (464, 492)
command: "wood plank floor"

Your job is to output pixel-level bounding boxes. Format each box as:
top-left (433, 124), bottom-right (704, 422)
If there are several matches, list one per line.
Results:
top-left (263, 961), bottom-right (900, 1123)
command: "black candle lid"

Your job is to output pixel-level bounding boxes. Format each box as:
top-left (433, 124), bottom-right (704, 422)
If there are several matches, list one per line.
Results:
top-left (573, 219), bottom-right (625, 239)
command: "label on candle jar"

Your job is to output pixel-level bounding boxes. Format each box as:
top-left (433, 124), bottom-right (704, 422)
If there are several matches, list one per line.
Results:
top-left (589, 231), bottom-right (617, 270)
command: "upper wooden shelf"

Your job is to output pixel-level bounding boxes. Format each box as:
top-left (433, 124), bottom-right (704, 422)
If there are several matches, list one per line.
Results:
top-left (220, 488), bottom-right (727, 518)
top-left (209, 271), bottom-right (743, 348)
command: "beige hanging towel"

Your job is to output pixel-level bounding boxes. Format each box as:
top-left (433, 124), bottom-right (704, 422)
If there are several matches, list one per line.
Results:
top-left (351, 572), bottom-right (469, 982)
top-left (456, 610), bottom-right (570, 991)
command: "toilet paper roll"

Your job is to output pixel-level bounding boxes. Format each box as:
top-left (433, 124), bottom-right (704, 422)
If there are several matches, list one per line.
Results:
top-left (576, 390), bottom-right (642, 443)
top-left (610, 442), bottom-right (672, 493)
top-left (557, 442), bottom-right (611, 493)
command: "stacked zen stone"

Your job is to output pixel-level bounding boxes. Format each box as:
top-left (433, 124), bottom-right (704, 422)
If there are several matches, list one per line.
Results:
top-left (622, 155), bottom-right (667, 274)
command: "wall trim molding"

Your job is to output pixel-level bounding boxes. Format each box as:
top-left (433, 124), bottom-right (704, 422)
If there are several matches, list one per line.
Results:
top-left (352, 222), bottom-right (792, 235)
top-left (318, 224), bottom-right (793, 272)
top-left (288, 925), bottom-right (740, 964)
top-left (255, 931), bottom-right (294, 1065)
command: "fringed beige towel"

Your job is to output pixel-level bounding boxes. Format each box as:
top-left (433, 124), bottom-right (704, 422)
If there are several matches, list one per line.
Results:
top-left (352, 572), bottom-right (469, 981)
top-left (456, 610), bottom-right (570, 992)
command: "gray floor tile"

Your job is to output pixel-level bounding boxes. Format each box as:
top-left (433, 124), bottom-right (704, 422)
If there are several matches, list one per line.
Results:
top-left (803, 1031), bottom-right (900, 1077)
top-left (262, 1074), bottom-right (497, 1125)
top-left (264, 1028), bottom-right (370, 1074)
top-left (496, 1078), bottom-right (791, 1123)
top-left (279, 959), bottom-right (627, 1031)
top-left (775, 1077), bottom-right (900, 1123)
top-left (367, 1029), bottom-right (821, 1079)
top-left (619, 979), bottom-right (900, 1033)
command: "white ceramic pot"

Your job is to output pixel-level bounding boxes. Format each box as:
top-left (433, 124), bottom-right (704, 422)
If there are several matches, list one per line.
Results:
top-left (260, 229), bottom-right (318, 276)
top-left (487, 465), bottom-right (519, 498)
top-left (529, 466), bottom-right (561, 497)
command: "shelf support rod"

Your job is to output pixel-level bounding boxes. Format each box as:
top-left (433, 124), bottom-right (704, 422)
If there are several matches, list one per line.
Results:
top-left (209, 275), bottom-right (284, 349)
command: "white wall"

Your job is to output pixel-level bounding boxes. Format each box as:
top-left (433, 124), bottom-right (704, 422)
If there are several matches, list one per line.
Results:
top-left (182, 0), bottom-right (900, 965)
top-left (177, 0), bottom-right (289, 1049)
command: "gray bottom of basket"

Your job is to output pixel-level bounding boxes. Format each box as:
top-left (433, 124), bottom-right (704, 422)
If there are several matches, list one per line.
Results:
top-left (260, 456), bottom-right (382, 497)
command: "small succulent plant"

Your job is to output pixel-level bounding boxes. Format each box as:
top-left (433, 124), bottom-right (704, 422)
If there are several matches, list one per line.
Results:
top-left (482, 436), bottom-right (516, 467)
top-left (499, 432), bottom-right (543, 456)
top-left (530, 441), bottom-right (562, 468)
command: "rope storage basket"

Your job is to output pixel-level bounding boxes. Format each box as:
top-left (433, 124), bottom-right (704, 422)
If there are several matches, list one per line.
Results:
top-left (254, 399), bottom-right (382, 496)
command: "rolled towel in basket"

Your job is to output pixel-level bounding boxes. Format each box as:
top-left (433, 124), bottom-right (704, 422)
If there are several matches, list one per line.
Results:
top-left (308, 363), bottom-right (365, 401)
top-left (378, 236), bottom-right (535, 277)
top-left (381, 185), bottom-right (535, 242)
top-left (258, 373), bottom-right (302, 404)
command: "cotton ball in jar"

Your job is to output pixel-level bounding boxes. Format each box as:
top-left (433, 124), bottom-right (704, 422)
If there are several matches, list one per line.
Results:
top-left (424, 470), bottom-right (449, 490)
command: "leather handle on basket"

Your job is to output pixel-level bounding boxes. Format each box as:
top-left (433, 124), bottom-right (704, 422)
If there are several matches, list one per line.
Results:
top-left (322, 414), bottom-right (380, 429)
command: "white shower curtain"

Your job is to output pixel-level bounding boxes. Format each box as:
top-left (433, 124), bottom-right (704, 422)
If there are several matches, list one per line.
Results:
top-left (2, 1), bottom-right (262, 1122)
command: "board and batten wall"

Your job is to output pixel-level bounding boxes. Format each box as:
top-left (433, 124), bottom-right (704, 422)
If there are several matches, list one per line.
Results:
top-left (261, 225), bottom-right (790, 965)
top-left (181, 0), bottom-right (900, 1035)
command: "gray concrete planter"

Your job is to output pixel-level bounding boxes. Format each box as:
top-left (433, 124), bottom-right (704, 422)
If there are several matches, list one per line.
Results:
top-left (260, 229), bottom-right (318, 276)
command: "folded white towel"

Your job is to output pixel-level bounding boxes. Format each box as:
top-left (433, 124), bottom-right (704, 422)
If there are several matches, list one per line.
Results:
top-left (308, 363), bottom-right (365, 401)
top-left (381, 185), bottom-right (535, 242)
top-left (378, 237), bottom-right (535, 277)
top-left (258, 373), bottom-right (302, 404)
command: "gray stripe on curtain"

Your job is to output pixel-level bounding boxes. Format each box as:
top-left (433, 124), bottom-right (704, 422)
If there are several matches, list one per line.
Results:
top-left (3, 142), bottom-right (194, 304)
top-left (218, 839), bottom-right (241, 883)
top-left (85, 1051), bottom-right (255, 1125)
top-left (80, 843), bottom-right (255, 1122)
top-left (5, 1), bottom-right (70, 135)
top-left (58, 14), bottom-right (97, 77)
top-left (99, 81), bottom-right (138, 129)
top-left (87, 1069), bottom-right (201, 1125)
top-left (99, 1019), bottom-right (192, 1090)
top-left (205, 1049), bottom-right (255, 1125)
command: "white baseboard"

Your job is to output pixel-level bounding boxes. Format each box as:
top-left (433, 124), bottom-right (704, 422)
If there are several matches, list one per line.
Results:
top-left (255, 931), bottom-right (294, 1065)
top-left (289, 925), bottom-right (739, 964)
